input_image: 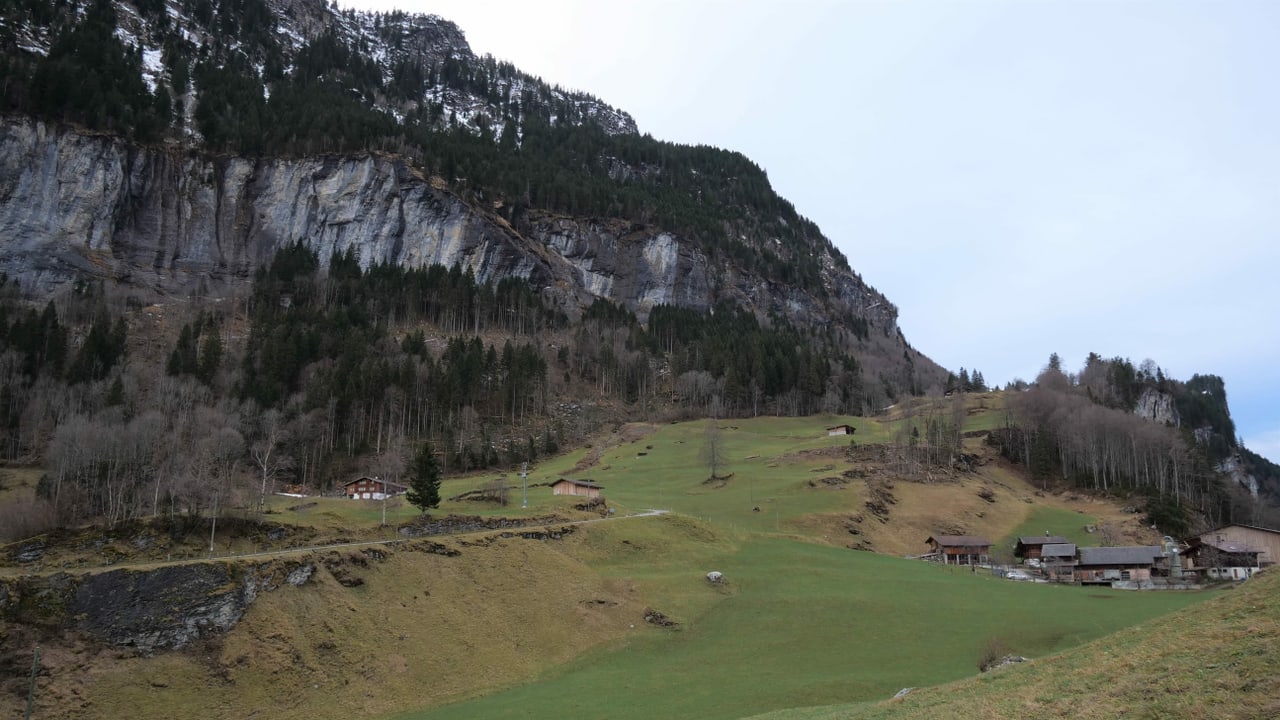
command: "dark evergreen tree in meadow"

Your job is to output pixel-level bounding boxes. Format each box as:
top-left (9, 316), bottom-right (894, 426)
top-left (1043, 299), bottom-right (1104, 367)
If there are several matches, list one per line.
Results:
top-left (406, 441), bottom-right (441, 512)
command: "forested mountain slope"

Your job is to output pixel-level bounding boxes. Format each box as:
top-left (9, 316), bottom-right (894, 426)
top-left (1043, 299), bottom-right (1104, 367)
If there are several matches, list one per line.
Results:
top-left (0, 0), bottom-right (949, 529)
top-left (996, 353), bottom-right (1280, 532)
top-left (0, 0), bottom-right (907, 338)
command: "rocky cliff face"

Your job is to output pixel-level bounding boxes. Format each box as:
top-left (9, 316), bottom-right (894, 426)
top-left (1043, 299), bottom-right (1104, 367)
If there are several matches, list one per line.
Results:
top-left (0, 117), bottom-right (902, 334)
top-left (1134, 387), bottom-right (1179, 426)
top-left (1217, 455), bottom-right (1260, 498)
top-left (0, 559), bottom-right (314, 652)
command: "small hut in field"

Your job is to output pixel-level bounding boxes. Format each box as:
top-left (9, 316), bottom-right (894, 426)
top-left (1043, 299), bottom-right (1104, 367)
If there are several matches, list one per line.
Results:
top-left (551, 479), bottom-right (603, 499)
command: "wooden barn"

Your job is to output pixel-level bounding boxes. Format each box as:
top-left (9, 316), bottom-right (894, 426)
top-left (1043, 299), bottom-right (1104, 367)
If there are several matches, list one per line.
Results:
top-left (1041, 543), bottom-right (1078, 582)
top-left (1183, 538), bottom-right (1262, 580)
top-left (826, 424), bottom-right (856, 437)
top-left (551, 479), bottom-right (603, 499)
top-left (1188, 524), bottom-right (1280, 568)
top-left (1015, 535), bottom-right (1071, 560)
top-left (925, 535), bottom-right (992, 566)
top-left (343, 476), bottom-right (408, 501)
top-left (1075, 546), bottom-right (1163, 585)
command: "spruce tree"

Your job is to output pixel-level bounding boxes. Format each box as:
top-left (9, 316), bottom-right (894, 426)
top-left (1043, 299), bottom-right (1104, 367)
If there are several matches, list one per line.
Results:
top-left (406, 441), bottom-right (441, 512)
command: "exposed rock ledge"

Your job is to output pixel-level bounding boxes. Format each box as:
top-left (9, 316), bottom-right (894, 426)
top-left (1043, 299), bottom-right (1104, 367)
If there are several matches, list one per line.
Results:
top-left (0, 559), bottom-right (314, 653)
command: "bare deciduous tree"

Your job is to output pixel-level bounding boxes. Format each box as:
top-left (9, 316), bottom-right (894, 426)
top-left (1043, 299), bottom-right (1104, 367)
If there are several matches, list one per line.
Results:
top-left (249, 408), bottom-right (292, 513)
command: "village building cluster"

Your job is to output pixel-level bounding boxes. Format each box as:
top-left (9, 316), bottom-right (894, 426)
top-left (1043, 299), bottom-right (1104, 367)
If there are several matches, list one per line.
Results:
top-left (925, 524), bottom-right (1278, 588)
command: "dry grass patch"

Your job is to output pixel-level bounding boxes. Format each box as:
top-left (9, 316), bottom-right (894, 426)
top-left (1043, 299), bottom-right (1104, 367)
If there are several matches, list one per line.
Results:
top-left (25, 530), bottom-right (651, 720)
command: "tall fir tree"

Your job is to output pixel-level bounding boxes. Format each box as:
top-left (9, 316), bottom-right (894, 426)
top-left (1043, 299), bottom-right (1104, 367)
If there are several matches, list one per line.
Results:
top-left (406, 441), bottom-right (441, 512)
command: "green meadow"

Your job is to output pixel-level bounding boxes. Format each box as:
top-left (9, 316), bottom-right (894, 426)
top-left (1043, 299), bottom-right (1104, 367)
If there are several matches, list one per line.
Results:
top-left (399, 528), bottom-right (1207, 720)
top-left (997, 506), bottom-right (1106, 553)
top-left (376, 415), bottom-right (1214, 719)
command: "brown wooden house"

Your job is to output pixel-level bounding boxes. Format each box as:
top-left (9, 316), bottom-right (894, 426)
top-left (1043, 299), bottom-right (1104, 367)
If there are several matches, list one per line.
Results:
top-left (551, 479), bottom-right (603, 499)
top-left (1183, 538), bottom-right (1262, 580)
top-left (1076, 546), bottom-right (1163, 585)
top-left (343, 476), bottom-right (408, 501)
top-left (826, 424), bottom-right (856, 437)
top-left (1041, 543), bottom-right (1078, 582)
top-left (1015, 535), bottom-right (1071, 560)
top-left (925, 535), bottom-right (992, 565)
top-left (1188, 524), bottom-right (1280, 568)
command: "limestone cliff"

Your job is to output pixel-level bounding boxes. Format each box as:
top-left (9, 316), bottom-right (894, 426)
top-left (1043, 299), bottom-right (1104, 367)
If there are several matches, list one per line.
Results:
top-left (0, 0), bottom-right (943, 393)
top-left (0, 117), bottom-right (902, 337)
top-left (1133, 387), bottom-right (1179, 426)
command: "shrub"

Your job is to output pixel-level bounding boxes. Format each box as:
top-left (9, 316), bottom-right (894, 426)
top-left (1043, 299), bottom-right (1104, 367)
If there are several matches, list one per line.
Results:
top-left (977, 636), bottom-right (1008, 672)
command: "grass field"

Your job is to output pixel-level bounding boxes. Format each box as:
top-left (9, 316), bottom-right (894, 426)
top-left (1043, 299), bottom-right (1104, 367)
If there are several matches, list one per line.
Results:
top-left (996, 506), bottom-right (1104, 554)
top-left (398, 534), bottom-right (1210, 720)
top-left (744, 567), bottom-right (1280, 720)
top-left (5, 400), bottom-right (1233, 720)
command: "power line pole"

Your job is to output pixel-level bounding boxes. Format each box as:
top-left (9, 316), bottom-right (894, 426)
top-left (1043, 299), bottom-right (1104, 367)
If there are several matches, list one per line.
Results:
top-left (521, 462), bottom-right (528, 509)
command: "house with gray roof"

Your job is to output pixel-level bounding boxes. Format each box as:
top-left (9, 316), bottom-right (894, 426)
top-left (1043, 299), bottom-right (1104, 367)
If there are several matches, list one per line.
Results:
top-left (925, 535), bottom-right (992, 566)
top-left (1039, 542), bottom-right (1078, 582)
top-left (1076, 546), bottom-right (1164, 585)
top-left (1015, 535), bottom-right (1071, 560)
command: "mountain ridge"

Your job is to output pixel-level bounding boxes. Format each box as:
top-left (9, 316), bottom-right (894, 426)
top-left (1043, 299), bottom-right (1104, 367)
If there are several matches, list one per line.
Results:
top-left (0, 0), bottom-right (943, 404)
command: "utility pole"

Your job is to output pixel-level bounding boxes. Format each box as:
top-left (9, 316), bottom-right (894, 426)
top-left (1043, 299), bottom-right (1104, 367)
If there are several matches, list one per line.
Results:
top-left (521, 462), bottom-right (528, 509)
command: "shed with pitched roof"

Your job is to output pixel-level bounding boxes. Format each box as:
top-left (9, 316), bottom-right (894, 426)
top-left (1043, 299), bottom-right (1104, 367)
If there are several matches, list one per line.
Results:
top-left (925, 535), bottom-right (992, 566)
top-left (1076, 546), bottom-right (1163, 585)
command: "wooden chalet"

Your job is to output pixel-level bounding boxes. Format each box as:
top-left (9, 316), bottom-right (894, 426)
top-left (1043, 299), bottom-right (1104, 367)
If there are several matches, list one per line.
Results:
top-left (1015, 535), bottom-right (1071, 560)
top-left (1075, 546), bottom-right (1163, 585)
top-left (1040, 543), bottom-right (1078, 582)
top-left (925, 535), bottom-right (992, 566)
top-left (1183, 537), bottom-right (1262, 581)
top-left (826, 424), bottom-right (856, 437)
top-left (551, 479), bottom-right (604, 499)
top-left (1188, 524), bottom-right (1280, 568)
top-left (343, 476), bottom-right (408, 501)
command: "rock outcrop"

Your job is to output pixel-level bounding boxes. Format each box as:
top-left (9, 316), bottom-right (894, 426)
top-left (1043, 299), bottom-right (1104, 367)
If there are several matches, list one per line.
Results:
top-left (0, 559), bottom-right (314, 652)
top-left (1217, 455), bottom-right (1260, 498)
top-left (0, 117), bottom-right (902, 335)
top-left (1133, 387), bottom-right (1179, 426)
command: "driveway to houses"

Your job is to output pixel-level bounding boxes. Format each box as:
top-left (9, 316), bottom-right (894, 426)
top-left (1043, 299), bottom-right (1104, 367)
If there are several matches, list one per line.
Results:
top-left (3, 509), bottom-right (670, 577)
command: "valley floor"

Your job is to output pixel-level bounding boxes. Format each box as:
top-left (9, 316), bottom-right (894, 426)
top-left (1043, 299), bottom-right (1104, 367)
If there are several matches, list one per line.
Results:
top-left (2, 406), bottom-right (1248, 719)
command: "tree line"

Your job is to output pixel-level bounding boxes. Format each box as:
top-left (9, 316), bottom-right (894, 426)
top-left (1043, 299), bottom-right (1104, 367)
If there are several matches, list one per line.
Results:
top-left (993, 354), bottom-right (1270, 534)
top-left (0, 237), bottom-right (899, 535)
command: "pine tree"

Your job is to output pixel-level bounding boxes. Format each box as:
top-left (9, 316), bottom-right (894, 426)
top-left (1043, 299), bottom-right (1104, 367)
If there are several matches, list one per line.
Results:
top-left (406, 441), bottom-right (441, 512)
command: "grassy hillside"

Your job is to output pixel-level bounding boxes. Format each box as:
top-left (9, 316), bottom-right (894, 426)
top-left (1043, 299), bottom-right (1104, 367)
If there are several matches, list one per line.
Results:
top-left (401, 537), bottom-right (1207, 720)
top-left (745, 567), bottom-right (1280, 720)
top-left (3, 403), bottom-right (1218, 719)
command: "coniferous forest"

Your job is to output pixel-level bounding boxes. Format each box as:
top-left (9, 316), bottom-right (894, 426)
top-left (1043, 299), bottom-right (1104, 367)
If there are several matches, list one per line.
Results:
top-left (0, 238), bottom-right (882, 537)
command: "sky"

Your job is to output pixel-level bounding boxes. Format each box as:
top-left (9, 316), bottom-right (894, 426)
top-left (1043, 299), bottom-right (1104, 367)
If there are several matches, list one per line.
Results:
top-left (343, 0), bottom-right (1280, 463)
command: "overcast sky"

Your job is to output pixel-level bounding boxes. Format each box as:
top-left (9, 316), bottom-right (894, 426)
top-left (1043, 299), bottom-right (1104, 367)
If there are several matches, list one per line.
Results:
top-left (345, 0), bottom-right (1280, 463)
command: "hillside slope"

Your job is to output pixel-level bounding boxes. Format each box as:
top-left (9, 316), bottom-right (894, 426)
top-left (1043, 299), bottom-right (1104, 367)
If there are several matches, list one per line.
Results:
top-left (2, 412), bottom-right (1207, 720)
top-left (749, 566), bottom-right (1278, 720)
